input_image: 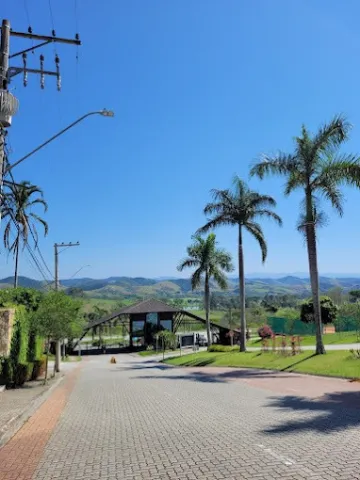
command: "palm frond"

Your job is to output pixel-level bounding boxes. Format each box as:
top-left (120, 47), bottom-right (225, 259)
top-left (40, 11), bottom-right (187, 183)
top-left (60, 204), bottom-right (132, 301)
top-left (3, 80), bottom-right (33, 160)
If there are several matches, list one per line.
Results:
top-left (245, 222), bottom-right (267, 263)
top-left (254, 209), bottom-right (283, 226)
top-left (196, 215), bottom-right (235, 235)
top-left (297, 208), bottom-right (328, 236)
top-left (191, 267), bottom-right (203, 290)
top-left (250, 153), bottom-right (297, 179)
top-left (28, 198), bottom-right (48, 212)
top-left (29, 213), bottom-right (49, 236)
top-left (212, 269), bottom-right (228, 290)
top-left (312, 114), bottom-right (352, 156)
top-left (177, 258), bottom-right (200, 272)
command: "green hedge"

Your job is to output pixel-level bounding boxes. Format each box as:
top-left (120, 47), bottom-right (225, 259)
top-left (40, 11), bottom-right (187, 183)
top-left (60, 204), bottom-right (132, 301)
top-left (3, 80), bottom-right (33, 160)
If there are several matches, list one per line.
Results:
top-left (208, 345), bottom-right (238, 353)
top-left (1, 307), bottom-right (45, 387)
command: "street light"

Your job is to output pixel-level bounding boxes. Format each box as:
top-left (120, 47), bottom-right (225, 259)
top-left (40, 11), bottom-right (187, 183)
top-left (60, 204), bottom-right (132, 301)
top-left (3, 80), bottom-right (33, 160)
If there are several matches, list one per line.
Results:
top-left (5, 109), bottom-right (115, 173)
top-left (70, 264), bottom-right (91, 279)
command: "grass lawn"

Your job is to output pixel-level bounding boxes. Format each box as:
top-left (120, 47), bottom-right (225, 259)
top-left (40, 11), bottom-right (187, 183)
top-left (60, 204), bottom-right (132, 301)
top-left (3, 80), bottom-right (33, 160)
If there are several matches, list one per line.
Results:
top-left (164, 350), bottom-right (360, 379)
top-left (138, 349), bottom-right (179, 357)
top-left (196, 310), bottom-right (225, 324)
top-left (248, 332), bottom-right (360, 347)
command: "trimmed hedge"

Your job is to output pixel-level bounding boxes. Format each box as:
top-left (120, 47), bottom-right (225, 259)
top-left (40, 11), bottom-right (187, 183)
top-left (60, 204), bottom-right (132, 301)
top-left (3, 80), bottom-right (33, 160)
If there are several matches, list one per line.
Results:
top-left (1, 307), bottom-right (45, 387)
top-left (208, 345), bottom-right (238, 353)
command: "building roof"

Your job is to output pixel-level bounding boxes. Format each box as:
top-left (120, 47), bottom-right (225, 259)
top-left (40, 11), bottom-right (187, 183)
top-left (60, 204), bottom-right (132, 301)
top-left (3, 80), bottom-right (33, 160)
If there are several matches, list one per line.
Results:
top-left (119, 298), bottom-right (180, 315)
top-left (86, 298), bottom-right (180, 329)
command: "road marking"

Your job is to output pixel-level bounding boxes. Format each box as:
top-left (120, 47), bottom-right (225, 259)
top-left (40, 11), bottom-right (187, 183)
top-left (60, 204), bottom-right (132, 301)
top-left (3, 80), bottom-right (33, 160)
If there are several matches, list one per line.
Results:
top-left (257, 444), bottom-right (315, 476)
top-left (257, 444), bottom-right (294, 465)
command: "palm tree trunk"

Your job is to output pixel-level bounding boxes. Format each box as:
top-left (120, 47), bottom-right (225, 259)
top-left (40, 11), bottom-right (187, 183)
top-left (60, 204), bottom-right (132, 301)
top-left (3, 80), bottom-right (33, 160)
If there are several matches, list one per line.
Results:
top-left (238, 224), bottom-right (246, 352)
top-left (305, 193), bottom-right (325, 355)
top-left (14, 242), bottom-right (19, 288)
top-left (204, 272), bottom-right (212, 347)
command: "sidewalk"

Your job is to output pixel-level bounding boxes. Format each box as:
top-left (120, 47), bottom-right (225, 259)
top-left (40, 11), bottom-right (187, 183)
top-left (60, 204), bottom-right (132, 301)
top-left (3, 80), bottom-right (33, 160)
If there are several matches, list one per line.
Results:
top-left (0, 360), bottom-right (78, 447)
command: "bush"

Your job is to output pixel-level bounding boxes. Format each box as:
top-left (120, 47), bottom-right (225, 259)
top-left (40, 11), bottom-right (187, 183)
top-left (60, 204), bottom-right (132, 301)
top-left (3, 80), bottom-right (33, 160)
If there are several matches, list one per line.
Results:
top-left (300, 296), bottom-right (337, 324)
top-left (257, 325), bottom-right (274, 339)
top-left (31, 356), bottom-right (47, 380)
top-left (208, 345), bottom-right (238, 352)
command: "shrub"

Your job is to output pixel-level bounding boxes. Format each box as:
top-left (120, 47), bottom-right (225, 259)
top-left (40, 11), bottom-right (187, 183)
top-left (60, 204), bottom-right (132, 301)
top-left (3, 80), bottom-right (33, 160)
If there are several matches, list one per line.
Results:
top-left (257, 325), bottom-right (274, 339)
top-left (208, 345), bottom-right (238, 352)
top-left (31, 355), bottom-right (47, 380)
top-left (300, 296), bottom-right (337, 325)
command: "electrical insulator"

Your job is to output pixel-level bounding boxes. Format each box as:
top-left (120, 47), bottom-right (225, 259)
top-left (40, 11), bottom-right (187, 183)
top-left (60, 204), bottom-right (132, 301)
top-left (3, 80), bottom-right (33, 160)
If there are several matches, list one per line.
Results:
top-left (52, 29), bottom-right (56, 37)
top-left (40, 54), bottom-right (45, 89)
top-left (22, 53), bottom-right (28, 87)
top-left (55, 54), bottom-right (61, 91)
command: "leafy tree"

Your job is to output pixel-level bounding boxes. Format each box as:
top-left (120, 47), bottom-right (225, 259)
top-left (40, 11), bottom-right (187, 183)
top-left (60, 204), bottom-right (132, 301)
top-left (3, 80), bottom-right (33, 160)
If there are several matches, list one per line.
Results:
top-left (245, 305), bottom-right (267, 328)
top-left (338, 302), bottom-right (360, 339)
top-left (2, 181), bottom-right (48, 288)
top-left (349, 290), bottom-right (360, 303)
top-left (0, 287), bottom-right (43, 312)
top-left (251, 115), bottom-right (360, 354)
top-left (33, 291), bottom-right (84, 381)
top-left (177, 233), bottom-right (233, 346)
top-left (300, 296), bottom-right (338, 325)
top-left (155, 330), bottom-right (177, 360)
top-left (66, 287), bottom-right (85, 298)
top-left (197, 176), bottom-right (282, 351)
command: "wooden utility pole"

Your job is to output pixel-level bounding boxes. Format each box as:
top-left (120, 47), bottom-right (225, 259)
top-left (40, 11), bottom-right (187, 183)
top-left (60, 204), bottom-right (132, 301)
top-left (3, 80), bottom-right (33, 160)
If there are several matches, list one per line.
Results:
top-left (54, 242), bottom-right (80, 372)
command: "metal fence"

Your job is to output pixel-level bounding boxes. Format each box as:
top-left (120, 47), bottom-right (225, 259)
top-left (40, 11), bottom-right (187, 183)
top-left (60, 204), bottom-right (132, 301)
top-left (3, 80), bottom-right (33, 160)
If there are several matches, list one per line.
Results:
top-left (267, 316), bottom-right (359, 335)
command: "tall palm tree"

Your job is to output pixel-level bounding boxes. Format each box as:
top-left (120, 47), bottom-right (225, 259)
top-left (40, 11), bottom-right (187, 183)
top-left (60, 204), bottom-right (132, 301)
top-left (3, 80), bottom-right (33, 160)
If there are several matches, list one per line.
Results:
top-left (197, 176), bottom-right (282, 352)
top-left (2, 181), bottom-right (48, 288)
top-left (250, 115), bottom-right (360, 354)
top-left (177, 233), bottom-right (233, 346)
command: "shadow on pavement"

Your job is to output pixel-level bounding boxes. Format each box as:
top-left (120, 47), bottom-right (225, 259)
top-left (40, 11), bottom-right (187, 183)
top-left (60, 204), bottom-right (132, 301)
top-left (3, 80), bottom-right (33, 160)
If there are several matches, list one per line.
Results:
top-left (263, 391), bottom-right (360, 434)
top-left (131, 367), bottom-right (297, 383)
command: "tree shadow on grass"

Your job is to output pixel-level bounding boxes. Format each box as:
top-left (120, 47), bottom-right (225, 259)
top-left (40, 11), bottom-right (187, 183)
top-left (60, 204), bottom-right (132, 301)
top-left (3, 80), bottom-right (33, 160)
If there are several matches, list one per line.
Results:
top-left (263, 391), bottom-right (360, 435)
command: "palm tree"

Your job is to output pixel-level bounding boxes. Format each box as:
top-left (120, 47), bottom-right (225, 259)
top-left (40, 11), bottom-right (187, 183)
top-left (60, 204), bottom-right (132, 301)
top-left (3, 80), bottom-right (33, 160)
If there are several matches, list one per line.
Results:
top-left (197, 176), bottom-right (282, 352)
top-left (250, 115), bottom-right (360, 354)
top-left (177, 233), bottom-right (233, 346)
top-left (2, 181), bottom-right (48, 288)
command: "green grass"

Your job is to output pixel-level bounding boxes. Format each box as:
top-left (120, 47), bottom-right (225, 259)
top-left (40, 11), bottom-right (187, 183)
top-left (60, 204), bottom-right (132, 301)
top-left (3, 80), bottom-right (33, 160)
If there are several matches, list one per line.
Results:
top-left (164, 350), bottom-right (360, 379)
top-left (196, 310), bottom-right (225, 324)
top-left (248, 332), bottom-right (360, 347)
top-left (138, 349), bottom-right (178, 357)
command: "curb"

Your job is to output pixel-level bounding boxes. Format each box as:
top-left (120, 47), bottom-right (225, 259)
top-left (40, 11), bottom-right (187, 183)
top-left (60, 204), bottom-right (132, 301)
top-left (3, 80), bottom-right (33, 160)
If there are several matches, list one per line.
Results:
top-left (0, 374), bottom-right (65, 448)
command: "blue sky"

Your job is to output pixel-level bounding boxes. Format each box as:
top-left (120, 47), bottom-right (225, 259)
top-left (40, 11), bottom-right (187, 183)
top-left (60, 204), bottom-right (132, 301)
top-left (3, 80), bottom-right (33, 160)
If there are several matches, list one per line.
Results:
top-left (2, 0), bottom-right (360, 280)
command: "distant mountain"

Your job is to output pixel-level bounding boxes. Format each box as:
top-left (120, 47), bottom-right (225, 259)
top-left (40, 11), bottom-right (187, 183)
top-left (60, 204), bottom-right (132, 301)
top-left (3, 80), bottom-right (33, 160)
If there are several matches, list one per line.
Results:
top-left (2, 275), bottom-right (360, 299)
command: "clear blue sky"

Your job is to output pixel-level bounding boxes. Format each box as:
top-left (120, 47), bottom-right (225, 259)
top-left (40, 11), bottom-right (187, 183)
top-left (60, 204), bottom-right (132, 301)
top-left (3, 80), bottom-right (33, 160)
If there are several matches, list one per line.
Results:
top-left (2, 0), bottom-right (360, 280)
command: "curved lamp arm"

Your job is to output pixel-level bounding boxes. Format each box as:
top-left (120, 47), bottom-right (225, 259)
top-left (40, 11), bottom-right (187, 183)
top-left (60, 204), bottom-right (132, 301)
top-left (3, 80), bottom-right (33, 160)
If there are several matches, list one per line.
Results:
top-left (5, 109), bottom-right (114, 174)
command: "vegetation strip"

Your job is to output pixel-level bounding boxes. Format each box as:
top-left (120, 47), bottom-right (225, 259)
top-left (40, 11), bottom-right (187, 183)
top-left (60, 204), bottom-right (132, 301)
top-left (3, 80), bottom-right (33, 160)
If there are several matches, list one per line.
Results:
top-left (164, 350), bottom-right (360, 379)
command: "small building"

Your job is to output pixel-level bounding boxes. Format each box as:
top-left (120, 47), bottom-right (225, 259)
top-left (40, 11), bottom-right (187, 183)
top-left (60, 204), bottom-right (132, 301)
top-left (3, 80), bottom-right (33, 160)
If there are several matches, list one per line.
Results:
top-left (78, 298), bottom-right (237, 350)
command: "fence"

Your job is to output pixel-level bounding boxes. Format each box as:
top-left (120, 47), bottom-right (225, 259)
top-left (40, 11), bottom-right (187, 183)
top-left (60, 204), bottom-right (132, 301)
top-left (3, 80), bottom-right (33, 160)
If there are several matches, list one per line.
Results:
top-left (267, 316), bottom-right (359, 335)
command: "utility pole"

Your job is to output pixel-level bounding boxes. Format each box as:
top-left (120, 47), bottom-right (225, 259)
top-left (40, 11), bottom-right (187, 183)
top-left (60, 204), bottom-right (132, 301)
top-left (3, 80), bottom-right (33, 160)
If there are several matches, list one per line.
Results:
top-left (0, 20), bottom-right (18, 217)
top-left (0, 18), bottom-right (80, 216)
top-left (54, 241), bottom-right (80, 372)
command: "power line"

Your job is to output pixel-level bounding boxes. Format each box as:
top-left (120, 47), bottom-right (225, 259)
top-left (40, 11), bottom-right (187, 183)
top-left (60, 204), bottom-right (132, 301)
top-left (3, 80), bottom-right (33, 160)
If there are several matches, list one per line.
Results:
top-left (2, 196), bottom-right (50, 283)
top-left (4, 154), bottom-right (54, 281)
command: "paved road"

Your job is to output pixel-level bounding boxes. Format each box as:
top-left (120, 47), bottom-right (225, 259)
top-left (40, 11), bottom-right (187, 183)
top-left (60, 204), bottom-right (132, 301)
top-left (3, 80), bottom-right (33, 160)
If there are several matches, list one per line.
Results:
top-left (2, 355), bottom-right (360, 479)
top-left (30, 355), bottom-right (360, 479)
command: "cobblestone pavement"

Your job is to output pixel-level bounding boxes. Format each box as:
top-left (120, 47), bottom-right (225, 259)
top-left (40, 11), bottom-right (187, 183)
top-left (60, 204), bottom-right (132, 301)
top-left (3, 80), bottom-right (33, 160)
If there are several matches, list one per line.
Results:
top-left (25, 354), bottom-right (360, 480)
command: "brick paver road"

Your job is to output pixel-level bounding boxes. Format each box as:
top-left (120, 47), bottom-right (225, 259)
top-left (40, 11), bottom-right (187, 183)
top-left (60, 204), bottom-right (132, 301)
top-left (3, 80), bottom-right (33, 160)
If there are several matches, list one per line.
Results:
top-left (3, 354), bottom-right (360, 479)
